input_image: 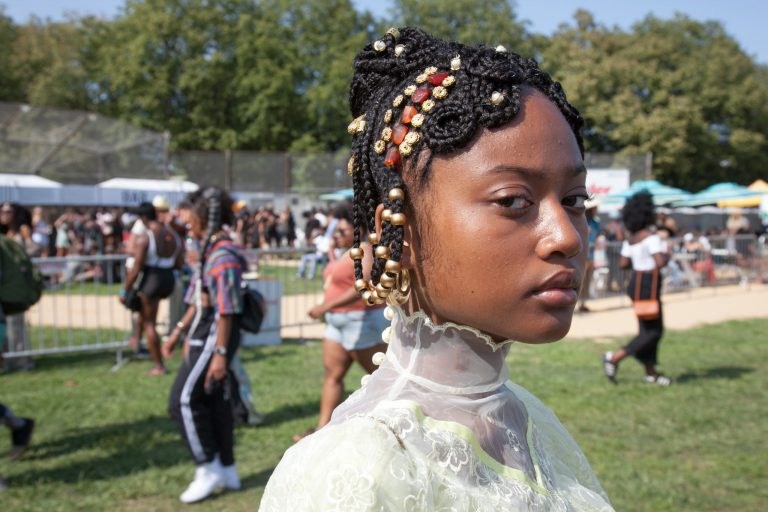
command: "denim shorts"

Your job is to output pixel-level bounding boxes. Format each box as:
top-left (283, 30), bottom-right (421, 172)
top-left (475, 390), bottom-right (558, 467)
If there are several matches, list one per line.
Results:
top-left (323, 308), bottom-right (388, 351)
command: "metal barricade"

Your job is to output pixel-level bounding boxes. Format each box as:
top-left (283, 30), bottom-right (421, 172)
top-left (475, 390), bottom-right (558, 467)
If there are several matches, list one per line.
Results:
top-left (4, 236), bottom-right (764, 363)
top-left (587, 233), bottom-right (766, 301)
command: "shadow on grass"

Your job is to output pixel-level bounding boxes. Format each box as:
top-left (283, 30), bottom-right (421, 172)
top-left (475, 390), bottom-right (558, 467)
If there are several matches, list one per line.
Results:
top-left (17, 415), bottom-right (187, 485)
top-left (258, 399), bottom-right (319, 427)
top-left (675, 365), bottom-right (754, 383)
top-left (24, 350), bottom-right (123, 372)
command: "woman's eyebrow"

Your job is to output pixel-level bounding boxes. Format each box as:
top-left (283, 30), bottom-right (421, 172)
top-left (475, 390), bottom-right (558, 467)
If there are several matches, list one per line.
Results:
top-left (486, 164), bottom-right (587, 179)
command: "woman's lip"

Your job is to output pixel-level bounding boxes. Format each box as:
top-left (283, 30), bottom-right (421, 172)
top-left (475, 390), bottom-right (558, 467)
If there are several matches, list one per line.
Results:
top-left (531, 287), bottom-right (578, 307)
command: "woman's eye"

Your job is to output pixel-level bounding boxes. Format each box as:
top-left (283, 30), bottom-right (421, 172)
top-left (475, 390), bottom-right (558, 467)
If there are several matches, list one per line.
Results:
top-left (497, 196), bottom-right (533, 210)
top-left (562, 195), bottom-right (589, 209)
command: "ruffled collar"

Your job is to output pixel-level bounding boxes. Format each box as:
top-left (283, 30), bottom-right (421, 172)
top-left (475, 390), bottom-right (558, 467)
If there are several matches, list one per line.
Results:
top-left (385, 306), bottom-right (515, 395)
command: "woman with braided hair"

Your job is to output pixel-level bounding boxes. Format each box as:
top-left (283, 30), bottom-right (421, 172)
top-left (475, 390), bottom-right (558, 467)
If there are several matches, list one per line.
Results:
top-left (260, 27), bottom-right (613, 511)
top-left (167, 187), bottom-right (244, 503)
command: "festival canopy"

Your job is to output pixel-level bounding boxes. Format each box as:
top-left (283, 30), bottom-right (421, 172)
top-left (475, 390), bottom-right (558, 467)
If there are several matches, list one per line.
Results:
top-left (599, 180), bottom-right (692, 211)
top-left (318, 188), bottom-right (354, 201)
top-left (673, 182), bottom-right (763, 207)
top-left (716, 179), bottom-right (768, 208)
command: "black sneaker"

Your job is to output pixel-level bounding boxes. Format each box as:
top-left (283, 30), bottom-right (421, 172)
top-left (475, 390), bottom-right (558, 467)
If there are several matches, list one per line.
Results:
top-left (602, 352), bottom-right (618, 384)
top-left (10, 418), bottom-right (34, 461)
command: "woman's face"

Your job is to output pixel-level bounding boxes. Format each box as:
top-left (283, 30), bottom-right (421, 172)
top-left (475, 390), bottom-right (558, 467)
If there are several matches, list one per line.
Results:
top-left (0, 203), bottom-right (13, 225)
top-left (333, 219), bottom-right (355, 249)
top-left (407, 90), bottom-right (588, 343)
top-left (188, 210), bottom-right (206, 239)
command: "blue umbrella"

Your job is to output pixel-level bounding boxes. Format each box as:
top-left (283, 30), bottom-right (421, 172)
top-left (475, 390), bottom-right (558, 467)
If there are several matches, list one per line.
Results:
top-left (318, 188), bottom-right (354, 201)
top-left (601, 180), bottom-right (692, 208)
top-left (672, 182), bottom-right (762, 207)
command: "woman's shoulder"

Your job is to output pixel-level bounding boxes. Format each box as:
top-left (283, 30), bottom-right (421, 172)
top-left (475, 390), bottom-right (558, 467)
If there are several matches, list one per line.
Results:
top-left (260, 416), bottom-right (414, 511)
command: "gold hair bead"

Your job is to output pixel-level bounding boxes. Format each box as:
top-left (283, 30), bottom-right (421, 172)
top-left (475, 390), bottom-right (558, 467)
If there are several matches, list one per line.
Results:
top-left (374, 140), bottom-right (386, 154)
top-left (392, 94), bottom-right (404, 107)
top-left (411, 113), bottom-right (425, 127)
top-left (403, 131), bottom-right (419, 145)
top-left (415, 73), bottom-right (428, 84)
top-left (395, 44), bottom-right (405, 57)
top-left (347, 115), bottom-right (365, 134)
top-left (386, 27), bottom-right (400, 38)
top-left (424, 66), bottom-right (438, 75)
top-left (381, 126), bottom-right (392, 142)
top-left (375, 245), bottom-right (391, 259)
top-left (379, 272), bottom-right (396, 288)
top-left (362, 290), bottom-right (374, 304)
top-left (432, 86), bottom-right (447, 99)
top-left (384, 109), bottom-right (393, 123)
top-left (385, 260), bottom-right (401, 273)
top-left (354, 279), bottom-right (369, 292)
top-left (349, 247), bottom-right (364, 260)
top-left (368, 232), bottom-right (379, 244)
top-left (390, 212), bottom-right (407, 225)
top-left (373, 40), bottom-right (386, 52)
top-left (451, 55), bottom-right (461, 71)
top-left (398, 141), bottom-right (413, 156)
top-left (375, 283), bottom-right (391, 298)
top-left (495, 45), bottom-right (507, 53)
top-left (422, 99), bottom-right (435, 112)
top-left (442, 75), bottom-right (455, 87)
top-left (347, 156), bottom-right (355, 176)
top-left (388, 188), bottom-right (405, 201)
top-left (491, 91), bottom-right (504, 105)
top-left (403, 84), bottom-right (416, 96)
top-left (382, 209), bottom-right (392, 222)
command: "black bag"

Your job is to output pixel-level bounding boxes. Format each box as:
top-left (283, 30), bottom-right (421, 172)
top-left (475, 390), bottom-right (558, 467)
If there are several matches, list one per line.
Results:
top-left (0, 234), bottom-right (44, 314)
top-left (123, 288), bottom-right (143, 312)
top-left (240, 284), bottom-right (266, 334)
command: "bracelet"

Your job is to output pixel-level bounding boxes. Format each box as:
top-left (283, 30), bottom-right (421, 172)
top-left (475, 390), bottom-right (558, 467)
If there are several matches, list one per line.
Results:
top-left (119, 289), bottom-right (127, 298)
top-left (176, 321), bottom-right (186, 331)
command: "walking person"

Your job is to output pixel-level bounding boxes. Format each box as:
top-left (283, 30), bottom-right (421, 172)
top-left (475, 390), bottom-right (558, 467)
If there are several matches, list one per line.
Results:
top-left (119, 202), bottom-right (183, 375)
top-left (261, 27), bottom-right (612, 510)
top-left (292, 206), bottom-right (388, 442)
top-left (603, 191), bottom-right (672, 386)
top-left (167, 187), bottom-right (243, 504)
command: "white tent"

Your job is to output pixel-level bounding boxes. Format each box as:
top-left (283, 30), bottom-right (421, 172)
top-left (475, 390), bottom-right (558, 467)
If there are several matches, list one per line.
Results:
top-left (96, 178), bottom-right (198, 206)
top-left (0, 173), bottom-right (63, 204)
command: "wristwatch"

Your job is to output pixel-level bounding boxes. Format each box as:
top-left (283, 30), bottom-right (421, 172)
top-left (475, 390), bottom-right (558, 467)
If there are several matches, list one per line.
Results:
top-left (213, 346), bottom-right (227, 356)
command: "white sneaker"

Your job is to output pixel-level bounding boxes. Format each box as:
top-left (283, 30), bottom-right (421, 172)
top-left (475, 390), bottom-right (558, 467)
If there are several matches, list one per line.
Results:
top-left (220, 464), bottom-right (241, 490)
top-left (212, 455), bottom-right (241, 490)
top-left (179, 463), bottom-right (224, 504)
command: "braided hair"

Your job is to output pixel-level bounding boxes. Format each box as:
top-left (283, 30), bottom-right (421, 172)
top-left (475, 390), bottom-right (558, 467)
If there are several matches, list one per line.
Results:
top-left (347, 27), bottom-right (584, 304)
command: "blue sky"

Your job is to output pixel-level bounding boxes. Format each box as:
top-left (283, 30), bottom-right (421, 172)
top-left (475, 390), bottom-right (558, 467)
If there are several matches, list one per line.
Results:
top-left (2, 0), bottom-right (766, 64)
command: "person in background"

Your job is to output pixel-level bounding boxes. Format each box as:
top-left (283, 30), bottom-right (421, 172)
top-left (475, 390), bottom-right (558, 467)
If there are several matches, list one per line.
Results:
top-left (166, 187), bottom-right (243, 504)
top-left (292, 208), bottom-right (388, 442)
top-left (119, 202), bottom-right (183, 376)
top-left (603, 191), bottom-right (671, 386)
top-left (578, 198), bottom-right (601, 312)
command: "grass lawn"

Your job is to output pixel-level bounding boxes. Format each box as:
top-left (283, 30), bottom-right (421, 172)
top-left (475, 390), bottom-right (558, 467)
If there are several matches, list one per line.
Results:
top-left (1, 318), bottom-right (766, 511)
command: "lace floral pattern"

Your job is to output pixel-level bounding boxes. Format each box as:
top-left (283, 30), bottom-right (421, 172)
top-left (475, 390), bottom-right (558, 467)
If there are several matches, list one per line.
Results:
top-left (259, 307), bottom-right (614, 511)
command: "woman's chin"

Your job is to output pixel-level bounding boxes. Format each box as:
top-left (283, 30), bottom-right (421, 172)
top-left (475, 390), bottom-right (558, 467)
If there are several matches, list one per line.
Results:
top-left (510, 316), bottom-right (574, 344)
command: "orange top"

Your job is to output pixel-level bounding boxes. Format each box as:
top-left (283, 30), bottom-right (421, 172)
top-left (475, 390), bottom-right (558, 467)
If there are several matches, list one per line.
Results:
top-left (322, 249), bottom-right (385, 313)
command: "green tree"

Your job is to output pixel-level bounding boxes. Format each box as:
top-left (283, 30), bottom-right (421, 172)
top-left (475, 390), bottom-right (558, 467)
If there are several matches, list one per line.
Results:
top-left (11, 17), bottom-right (92, 109)
top-left (390, 0), bottom-right (533, 56)
top-left (542, 11), bottom-right (768, 190)
top-left (0, 7), bottom-right (22, 101)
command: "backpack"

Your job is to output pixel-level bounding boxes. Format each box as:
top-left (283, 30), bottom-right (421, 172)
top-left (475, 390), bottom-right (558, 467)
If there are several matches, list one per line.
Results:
top-left (0, 234), bottom-right (44, 315)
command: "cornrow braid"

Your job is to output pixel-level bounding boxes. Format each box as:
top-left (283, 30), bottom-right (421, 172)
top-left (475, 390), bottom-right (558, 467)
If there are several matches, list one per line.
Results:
top-left (346, 27), bottom-right (584, 305)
